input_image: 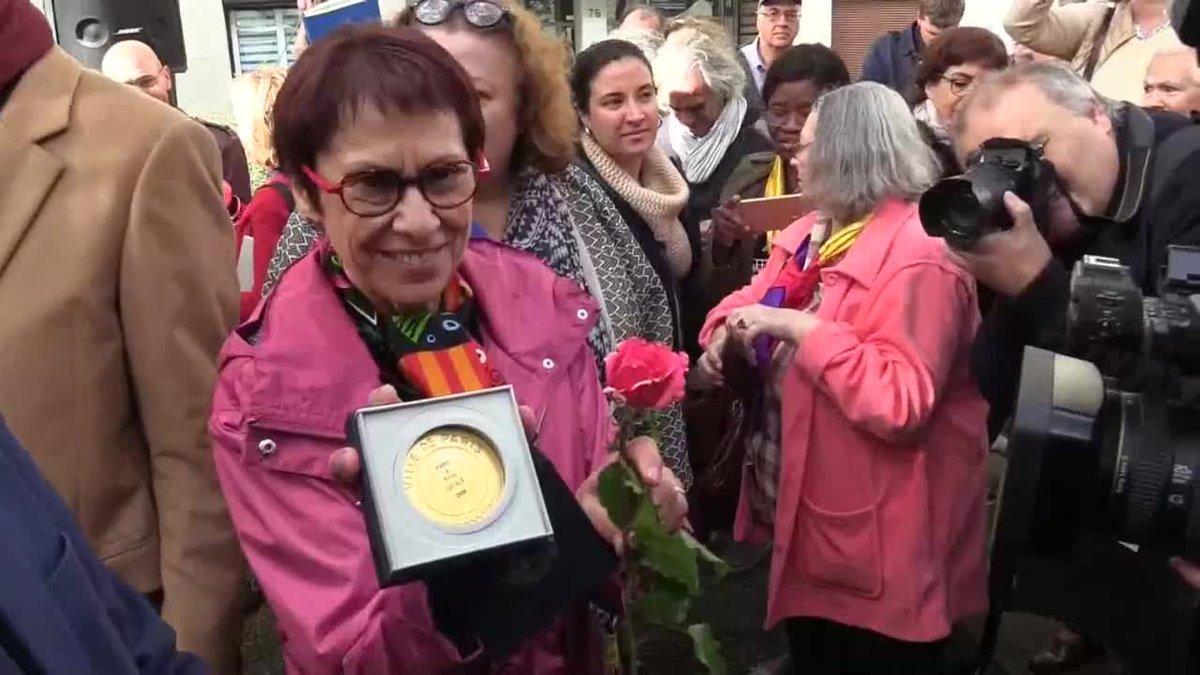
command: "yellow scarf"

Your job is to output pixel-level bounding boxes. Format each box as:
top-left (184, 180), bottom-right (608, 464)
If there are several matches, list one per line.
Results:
top-left (763, 156), bottom-right (787, 250)
top-left (817, 217), bottom-right (867, 266)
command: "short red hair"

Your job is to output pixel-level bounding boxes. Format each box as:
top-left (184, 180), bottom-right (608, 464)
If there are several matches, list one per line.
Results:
top-left (272, 24), bottom-right (486, 204)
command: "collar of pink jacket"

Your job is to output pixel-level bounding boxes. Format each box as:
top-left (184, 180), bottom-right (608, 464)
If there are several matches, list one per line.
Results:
top-left (772, 198), bottom-right (918, 287)
top-left (238, 237), bottom-right (601, 443)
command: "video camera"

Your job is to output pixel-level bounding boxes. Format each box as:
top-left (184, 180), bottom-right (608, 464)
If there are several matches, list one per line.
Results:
top-left (978, 247), bottom-right (1200, 674)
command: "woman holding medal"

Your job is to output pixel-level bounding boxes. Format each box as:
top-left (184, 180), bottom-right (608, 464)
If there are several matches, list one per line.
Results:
top-left (695, 82), bottom-right (990, 673)
top-left (209, 25), bottom-right (687, 674)
top-left (266, 0), bottom-right (694, 489)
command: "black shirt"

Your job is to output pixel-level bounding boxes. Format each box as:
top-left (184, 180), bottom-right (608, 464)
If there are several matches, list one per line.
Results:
top-left (972, 105), bottom-right (1200, 438)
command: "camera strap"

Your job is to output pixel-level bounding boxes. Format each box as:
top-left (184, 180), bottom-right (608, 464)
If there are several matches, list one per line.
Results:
top-left (1108, 105), bottom-right (1157, 225)
top-left (1083, 6), bottom-right (1117, 81)
top-left (1147, 123), bottom-right (1200, 209)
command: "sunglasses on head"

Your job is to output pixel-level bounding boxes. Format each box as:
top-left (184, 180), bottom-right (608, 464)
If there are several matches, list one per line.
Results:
top-left (414, 0), bottom-right (509, 29)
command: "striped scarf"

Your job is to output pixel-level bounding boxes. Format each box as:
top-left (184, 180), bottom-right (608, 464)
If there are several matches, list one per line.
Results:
top-left (323, 245), bottom-right (501, 399)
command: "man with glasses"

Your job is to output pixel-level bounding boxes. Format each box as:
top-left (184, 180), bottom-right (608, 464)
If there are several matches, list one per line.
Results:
top-left (738, 0), bottom-right (800, 114)
top-left (952, 62), bottom-right (1200, 434)
top-left (101, 39), bottom-right (253, 207)
top-left (861, 0), bottom-right (964, 96)
top-left (951, 60), bottom-right (1200, 675)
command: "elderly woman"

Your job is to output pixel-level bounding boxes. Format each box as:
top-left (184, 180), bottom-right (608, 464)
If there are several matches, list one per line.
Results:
top-left (911, 27), bottom-right (1009, 175)
top-left (210, 26), bottom-right (687, 673)
top-left (265, 0), bottom-right (692, 486)
top-left (697, 82), bottom-right (989, 672)
top-left (654, 26), bottom-right (773, 356)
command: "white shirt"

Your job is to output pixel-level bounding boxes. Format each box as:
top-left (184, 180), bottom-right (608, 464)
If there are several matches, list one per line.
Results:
top-left (741, 39), bottom-right (767, 94)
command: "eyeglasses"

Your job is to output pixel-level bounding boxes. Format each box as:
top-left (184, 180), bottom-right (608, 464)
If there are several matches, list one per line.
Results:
top-left (414, 0), bottom-right (509, 29)
top-left (941, 73), bottom-right (978, 96)
top-left (758, 8), bottom-right (800, 22)
top-left (303, 159), bottom-right (488, 217)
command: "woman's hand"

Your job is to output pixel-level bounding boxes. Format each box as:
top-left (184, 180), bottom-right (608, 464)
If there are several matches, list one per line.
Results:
top-left (712, 197), bottom-right (749, 247)
top-left (577, 438), bottom-right (689, 555)
top-left (329, 386), bottom-right (690, 556)
top-left (694, 325), bottom-right (729, 390)
top-left (728, 304), bottom-right (819, 346)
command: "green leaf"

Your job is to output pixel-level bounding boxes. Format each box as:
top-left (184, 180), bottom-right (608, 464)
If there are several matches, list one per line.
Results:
top-left (634, 582), bottom-right (691, 628)
top-left (680, 531), bottom-right (731, 580)
top-left (632, 496), bottom-right (700, 594)
top-left (687, 624), bottom-right (727, 675)
top-left (597, 460), bottom-right (642, 531)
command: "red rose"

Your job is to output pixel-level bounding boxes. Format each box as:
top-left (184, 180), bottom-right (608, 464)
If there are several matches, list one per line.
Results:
top-left (603, 338), bottom-right (689, 410)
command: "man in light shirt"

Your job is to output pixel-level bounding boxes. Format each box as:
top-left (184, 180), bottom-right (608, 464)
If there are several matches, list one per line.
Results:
top-left (738, 0), bottom-right (800, 112)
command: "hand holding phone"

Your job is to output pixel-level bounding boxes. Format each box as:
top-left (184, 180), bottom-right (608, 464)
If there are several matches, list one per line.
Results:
top-left (734, 194), bottom-right (812, 234)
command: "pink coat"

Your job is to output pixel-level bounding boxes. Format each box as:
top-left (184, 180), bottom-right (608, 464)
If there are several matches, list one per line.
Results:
top-left (700, 199), bottom-right (990, 642)
top-left (209, 239), bottom-right (612, 674)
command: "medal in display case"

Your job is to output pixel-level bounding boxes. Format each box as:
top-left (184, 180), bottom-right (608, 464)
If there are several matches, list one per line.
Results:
top-left (348, 385), bottom-right (553, 586)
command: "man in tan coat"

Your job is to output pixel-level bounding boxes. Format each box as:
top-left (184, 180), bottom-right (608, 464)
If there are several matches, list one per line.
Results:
top-left (0, 4), bottom-right (244, 672)
top-left (1006, 0), bottom-right (1180, 103)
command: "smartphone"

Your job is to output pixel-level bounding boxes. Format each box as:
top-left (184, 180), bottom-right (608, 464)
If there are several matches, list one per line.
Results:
top-left (734, 194), bottom-right (812, 233)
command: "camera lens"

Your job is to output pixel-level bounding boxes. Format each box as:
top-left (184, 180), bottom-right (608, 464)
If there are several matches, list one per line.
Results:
top-left (920, 164), bottom-right (1019, 249)
top-left (1095, 392), bottom-right (1200, 558)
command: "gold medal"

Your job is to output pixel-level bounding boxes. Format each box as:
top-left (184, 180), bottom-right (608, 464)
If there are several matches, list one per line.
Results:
top-left (402, 427), bottom-right (505, 528)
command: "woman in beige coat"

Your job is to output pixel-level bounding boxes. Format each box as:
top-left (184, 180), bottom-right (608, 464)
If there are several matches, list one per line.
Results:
top-left (1005, 0), bottom-right (1180, 103)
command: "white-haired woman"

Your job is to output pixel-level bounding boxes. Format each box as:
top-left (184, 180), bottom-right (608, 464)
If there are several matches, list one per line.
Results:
top-left (654, 25), bottom-right (773, 356)
top-left (697, 82), bottom-right (990, 673)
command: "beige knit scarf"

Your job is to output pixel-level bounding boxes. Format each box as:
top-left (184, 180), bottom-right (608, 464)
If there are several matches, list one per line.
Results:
top-left (581, 132), bottom-right (692, 279)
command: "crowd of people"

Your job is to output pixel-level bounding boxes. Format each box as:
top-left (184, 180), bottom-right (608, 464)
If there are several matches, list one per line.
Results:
top-left (2, 0), bottom-right (1199, 673)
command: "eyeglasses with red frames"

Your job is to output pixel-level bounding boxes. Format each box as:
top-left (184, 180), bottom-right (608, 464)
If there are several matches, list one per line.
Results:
top-left (302, 157), bottom-right (490, 217)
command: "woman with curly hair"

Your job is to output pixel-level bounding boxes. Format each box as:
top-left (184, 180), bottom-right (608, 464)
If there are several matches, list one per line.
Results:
top-left (264, 0), bottom-right (692, 486)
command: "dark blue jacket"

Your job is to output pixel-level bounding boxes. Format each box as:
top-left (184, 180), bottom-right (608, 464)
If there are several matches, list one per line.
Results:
top-left (0, 418), bottom-right (206, 674)
top-left (860, 22), bottom-right (924, 98)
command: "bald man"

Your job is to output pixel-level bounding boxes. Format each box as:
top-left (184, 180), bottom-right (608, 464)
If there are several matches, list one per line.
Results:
top-left (102, 40), bottom-right (252, 204)
top-left (1143, 47), bottom-right (1200, 117)
top-left (620, 5), bottom-right (666, 33)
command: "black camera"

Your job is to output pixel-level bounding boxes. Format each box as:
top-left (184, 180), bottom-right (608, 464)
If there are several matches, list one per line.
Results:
top-left (979, 247), bottom-right (1200, 673)
top-left (919, 138), bottom-right (1059, 250)
top-left (1004, 251), bottom-right (1200, 564)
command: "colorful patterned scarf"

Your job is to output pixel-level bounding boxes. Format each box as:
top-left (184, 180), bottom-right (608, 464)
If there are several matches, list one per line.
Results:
top-left (323, 245), bottom-right (501, 399)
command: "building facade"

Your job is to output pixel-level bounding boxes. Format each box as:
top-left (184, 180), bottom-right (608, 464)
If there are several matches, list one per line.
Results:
top-left (35, 0), bottom-right (1009, 123)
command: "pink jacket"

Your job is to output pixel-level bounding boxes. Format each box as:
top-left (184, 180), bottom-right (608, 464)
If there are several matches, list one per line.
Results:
top-left (701, 199), bottom-right (990, 642)
top-left (210, 239), bottom-right (612, 674)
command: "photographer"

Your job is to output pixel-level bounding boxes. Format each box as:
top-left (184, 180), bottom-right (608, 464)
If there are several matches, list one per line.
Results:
top-left (950, 63), bottom-right (1200, 439)
top-left (947, 62), bottom-right (1200, 673)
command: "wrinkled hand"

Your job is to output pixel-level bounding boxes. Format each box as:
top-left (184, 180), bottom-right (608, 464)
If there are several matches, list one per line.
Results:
top-left (712, 197), bottom-right (749, 247)
top-left (329, 386), bottom-right (689, 556)
top-left (948, 192), bottom-right (1053, 298)
top-left (728, 304), bottom-right (817, 346)
top-left (695, 326), bottom-right (729, 390)
top-left (576, 437), bottom-right (689, 555)
top-left (1171, 557), bottom-right (1200, 590)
